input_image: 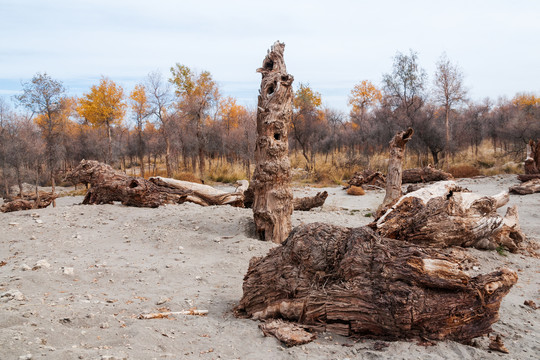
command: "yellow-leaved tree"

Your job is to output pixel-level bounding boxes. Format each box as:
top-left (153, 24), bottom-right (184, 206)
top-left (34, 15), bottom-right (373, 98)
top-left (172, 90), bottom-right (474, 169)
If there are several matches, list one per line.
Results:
top-left (348, 80), bottom-right (382, 127)
top-left (77, 77), bottom-right (126, 163)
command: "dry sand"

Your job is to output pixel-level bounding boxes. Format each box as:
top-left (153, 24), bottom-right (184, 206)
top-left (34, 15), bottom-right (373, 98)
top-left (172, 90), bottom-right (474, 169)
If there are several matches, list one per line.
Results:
top-left (1, 175), bottom-right (539, 360)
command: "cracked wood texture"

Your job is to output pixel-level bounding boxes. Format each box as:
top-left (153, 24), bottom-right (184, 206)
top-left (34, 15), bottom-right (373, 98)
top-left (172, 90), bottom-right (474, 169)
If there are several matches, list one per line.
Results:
top-left (251, 41), bottom-right (294, 243)
top-left (375, 181), bottom-right (525, 252)
top-left (235, 222), bottom-right (517, 343)
top-left (1, 191), bottom-right (58, 213)
top-left (402, 165), bottom-right (453, 184)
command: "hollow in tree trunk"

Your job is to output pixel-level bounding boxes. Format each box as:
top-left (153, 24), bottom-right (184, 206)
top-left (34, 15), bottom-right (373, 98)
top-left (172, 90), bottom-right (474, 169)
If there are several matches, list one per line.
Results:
top-left (251, 41), bottom-right (294, 244)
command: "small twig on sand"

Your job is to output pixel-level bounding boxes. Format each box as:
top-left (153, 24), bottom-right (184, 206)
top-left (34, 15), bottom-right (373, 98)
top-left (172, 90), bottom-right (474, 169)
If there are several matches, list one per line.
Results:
top-left (138, 309), bottom-right (208, 319)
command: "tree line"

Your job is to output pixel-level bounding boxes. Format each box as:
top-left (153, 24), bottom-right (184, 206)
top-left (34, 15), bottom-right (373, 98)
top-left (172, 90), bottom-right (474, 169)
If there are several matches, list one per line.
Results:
top-left (1, 50), bottom-right (539, 196)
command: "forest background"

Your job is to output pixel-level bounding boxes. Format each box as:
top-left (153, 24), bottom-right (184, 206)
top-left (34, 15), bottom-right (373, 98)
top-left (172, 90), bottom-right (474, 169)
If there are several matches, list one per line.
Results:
top-left (0, 49), bottom-right (539, 196)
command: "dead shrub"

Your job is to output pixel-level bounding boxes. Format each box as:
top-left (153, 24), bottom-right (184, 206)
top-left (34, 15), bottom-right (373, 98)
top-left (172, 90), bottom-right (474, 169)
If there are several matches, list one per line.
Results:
top-left (347, 185), bottom-right (365, 196)
top-left (448, 165), bottom-right (481, 178)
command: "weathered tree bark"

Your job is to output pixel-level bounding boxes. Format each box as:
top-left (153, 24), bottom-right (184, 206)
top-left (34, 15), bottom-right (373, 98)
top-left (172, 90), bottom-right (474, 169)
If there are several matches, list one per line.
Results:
top-left (380, 128), bottom-right (414, 212)
top-left (65, 160), bottom-right (248, 208)
top-left (345, 169), bottom-right (386, 189)
top-left (259, 320), bottom-right (317, 347)
top-left (509, 178), bottom-right (540, 195)
top-left (1, 191), bottom-right (58, 213)
top-left (524, 139), bottom-right (540, 175)
top-left (251, 41), bottom-right (294, 243)
top-left (375, 181), bottom-right (525, 252)
top-left (235, 222), bottom-right (517, 344)
top-left (402, 164), bottom-right (453, 183)
top-left (292, 191), bottom-right (328, 211)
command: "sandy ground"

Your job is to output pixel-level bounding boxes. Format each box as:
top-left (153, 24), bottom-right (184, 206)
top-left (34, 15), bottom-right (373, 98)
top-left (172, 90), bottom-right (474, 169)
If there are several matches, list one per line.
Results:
top-left (1, 175), bottom-right (539, 360)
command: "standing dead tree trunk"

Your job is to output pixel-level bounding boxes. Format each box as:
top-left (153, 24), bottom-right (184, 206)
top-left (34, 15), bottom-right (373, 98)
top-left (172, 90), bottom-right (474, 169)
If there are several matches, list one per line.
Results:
top-left (235, 223), bottom-right (517, 344)
top-left (518, 139), bottom-right (540, 182)
top-left (251, 41), bottom-right (294, 243)
top-left (379, 128), bottom-right (414, 213)
top-left (65, 160), bottom-right (248, 208)
top-left (375, 181), bottom-right (525, 252)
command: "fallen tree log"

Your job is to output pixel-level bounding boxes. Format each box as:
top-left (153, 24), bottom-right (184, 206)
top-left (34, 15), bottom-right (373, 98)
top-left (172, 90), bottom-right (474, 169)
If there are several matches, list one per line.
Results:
top-left (375, 181), bottom-right (525, 252)
top-left (1, 191), bottom-right (58, 213)
top-left (345, 169), bottom-right (386, 189)
top-left (402, 165), bottom-right (453, 183)
top-left (292, 191), bottom-right (328, 211)
top-left (509, 178), bottom-right (540, 195)
top-left (65, 160), bottom-right (248, 208)
top-left (517, 173), bottom-right (540, 182)
top-left (235, 222), bottom-right (517, 344)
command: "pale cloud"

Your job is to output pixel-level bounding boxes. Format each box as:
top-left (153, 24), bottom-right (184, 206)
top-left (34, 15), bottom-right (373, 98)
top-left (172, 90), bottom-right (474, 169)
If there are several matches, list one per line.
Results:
top-left (1, 0), bottom-right (539, 110)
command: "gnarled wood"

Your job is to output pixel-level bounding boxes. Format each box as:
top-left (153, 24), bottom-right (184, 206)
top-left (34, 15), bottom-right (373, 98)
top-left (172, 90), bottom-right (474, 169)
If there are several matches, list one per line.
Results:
top-left (251, 41), bottom-right (294, 243)
top-left (259, 320), bottom-right (316, 346)
top-left (517, 173), bottom-right (540, 182)
top-left (1, 191), bottom-right (58, 213)
top-left (380, 128), bottom-right (414, 212)
top-left (375, 181), bottom-right (525, 252)
top-left (65, 160), bottom-right (247, 208)
top-left (235, 223), bottom-right (517, 344)
top-left (402, 165), bottom-right (453, 184)
top-left (510, 178), bottom-right (540, 195)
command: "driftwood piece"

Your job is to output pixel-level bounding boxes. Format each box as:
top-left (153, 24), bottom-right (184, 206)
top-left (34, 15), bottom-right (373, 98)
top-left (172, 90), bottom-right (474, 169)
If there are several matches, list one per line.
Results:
top-left (251, 41), bottom-right (294, 243)
top-left (402, 165), bottom-right (453, 184)
top-left (259, 320), bottom-right (317, 346)
top-left (375, 181), bottom-right (525, 252)
top-left (292, 191), bottom-right (328, 211)
top-left (380, 128), bottom-right (414, 212)
top-left (346, 169), bottom-right (386, 189)
top-left (235, 223), bottom-right (517, 344)
top-left (137, 309), bottom-right (208, 319)
top-left (1, 191), bottom-right (58, 213)
top-left (509, 178), bottom-right (540, 195)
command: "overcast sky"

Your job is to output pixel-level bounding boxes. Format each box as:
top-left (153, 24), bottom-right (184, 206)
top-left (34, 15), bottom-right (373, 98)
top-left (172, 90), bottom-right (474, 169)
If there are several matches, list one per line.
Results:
top-left (1, 0), bottom-right (539, 111)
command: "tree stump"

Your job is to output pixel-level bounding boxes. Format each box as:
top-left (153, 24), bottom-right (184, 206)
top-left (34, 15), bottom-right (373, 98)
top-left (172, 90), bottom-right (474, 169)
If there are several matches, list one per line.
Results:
top-left (380, 128), bottom-right (414, 213)
top-left (251, 41), bottom-right (294, 243)
top-left (375, 181), bottom-right (525, 252)
top-left (235, 222), bottom-right (517, 344)
top-left (524, 139), bottom-right (540, 175)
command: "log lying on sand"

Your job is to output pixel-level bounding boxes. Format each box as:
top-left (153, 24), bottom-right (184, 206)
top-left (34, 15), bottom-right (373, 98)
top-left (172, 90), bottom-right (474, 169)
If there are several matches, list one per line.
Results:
top-left (509, 178), bottom-right (540, 195)
top-left (65, 160), bottom-right (247, 208)
top-left (346, 169), bottom-right (386, 189)
top-left (375, 180), bottom-right (525, 252)
top-left (524, 139), bottom-right (540, 175)
top-left (235, 222), bottom-right (517, 344)
top-left (244, 185), bottom-right (328, 211)
top-left (402, 164), bottom-right (453, 184)
top-left (1, 191), bottom-right (58, 213)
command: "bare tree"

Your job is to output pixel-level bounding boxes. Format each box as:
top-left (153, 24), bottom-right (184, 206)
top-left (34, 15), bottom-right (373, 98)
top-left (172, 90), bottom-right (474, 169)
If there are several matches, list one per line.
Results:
top-left (15, 73), bottom-right (66, 204)
top-left (146, 71), bottom-right (176, 177)
top-left (433, 53), bottom-right (468, 163)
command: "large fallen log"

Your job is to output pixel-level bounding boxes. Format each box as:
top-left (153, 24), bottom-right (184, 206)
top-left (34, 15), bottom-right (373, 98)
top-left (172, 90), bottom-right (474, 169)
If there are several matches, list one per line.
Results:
top-left (292, 191), bottom-right (328, 211)
top-left (1, 191), bottom-right (58, 213)
top-left (235, 222), bottom-right (517, 344)
top-left (65, 160), bottom-right (247, 208)
top-left (402, 165), bottom-right (453, 183)
top-left (375, 181), bottom-right (525, 252)
top-left (509, 178), bottom-right (540, 195)
top-left (517, 174), bottom-right (540, 182)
